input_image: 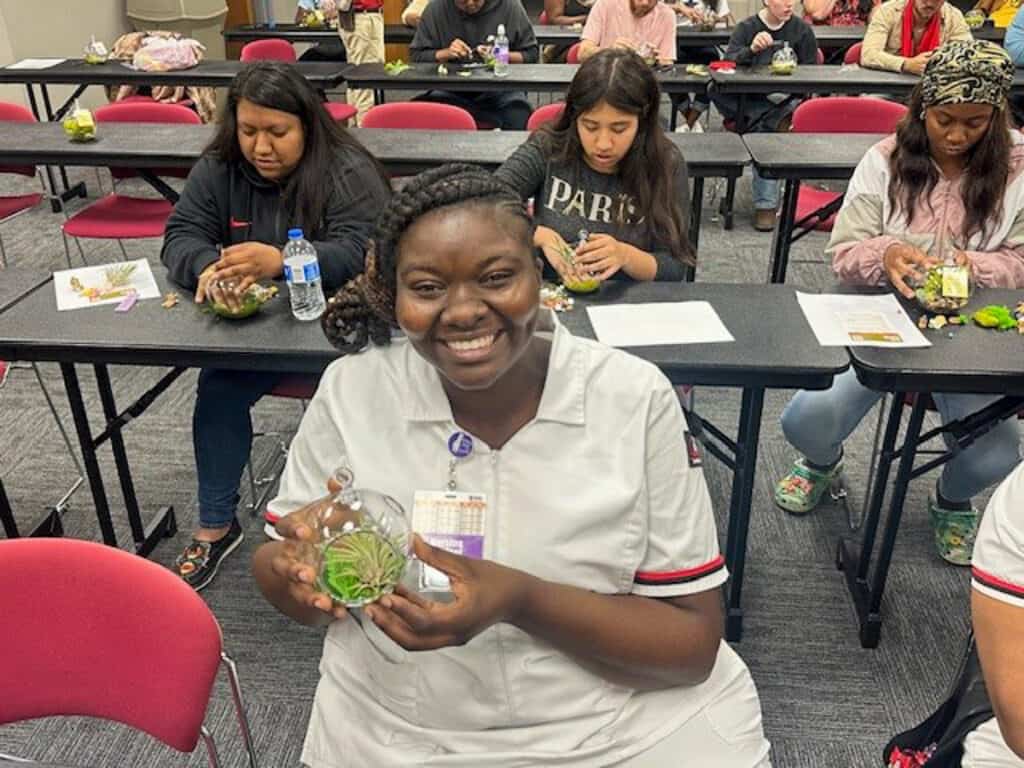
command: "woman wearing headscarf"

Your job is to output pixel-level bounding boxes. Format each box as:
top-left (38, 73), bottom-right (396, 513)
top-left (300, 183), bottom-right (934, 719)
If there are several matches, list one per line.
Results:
top-left (773, 40), bottom-right (1024, 566)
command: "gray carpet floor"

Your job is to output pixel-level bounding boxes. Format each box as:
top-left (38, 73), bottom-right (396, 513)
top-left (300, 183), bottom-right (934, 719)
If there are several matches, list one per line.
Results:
top-left (1, 101), bottom-right (1017, 767)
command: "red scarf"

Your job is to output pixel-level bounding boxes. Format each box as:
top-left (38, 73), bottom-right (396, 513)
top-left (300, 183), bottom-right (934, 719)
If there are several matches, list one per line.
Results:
top-left (901, 0), bottom-right (942, 57)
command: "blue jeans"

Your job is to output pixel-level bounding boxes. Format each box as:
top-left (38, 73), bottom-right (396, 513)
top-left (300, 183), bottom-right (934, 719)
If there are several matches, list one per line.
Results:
top-left (412, 89), bottom-right (533, 130)
top-left (780, 369), bottom-right (1022, 503)
top-left (710, 90), bottom-right (800, 211)
top-left (193, 368), bottom-right (285, 528)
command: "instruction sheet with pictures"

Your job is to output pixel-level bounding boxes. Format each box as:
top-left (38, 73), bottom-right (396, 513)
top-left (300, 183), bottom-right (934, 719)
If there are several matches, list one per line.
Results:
top-left (54, 259), bottom-right (161, 311)
top-left (796, 292), bottom-right (931, 348)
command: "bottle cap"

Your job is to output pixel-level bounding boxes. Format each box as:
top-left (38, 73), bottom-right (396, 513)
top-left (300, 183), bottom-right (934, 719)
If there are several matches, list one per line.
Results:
top-left (288, 228), bottom-right (303, 239)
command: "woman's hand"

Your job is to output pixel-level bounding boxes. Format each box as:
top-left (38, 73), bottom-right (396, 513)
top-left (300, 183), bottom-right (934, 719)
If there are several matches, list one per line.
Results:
top-left (535, 226), bottom-right (589, 284)
top-left (674, 3), bottom-right (704, 21)
top-left (195, 263), bottom-right (245, 313)
top-left (444, 38), bottom-right (473, 60)
top-left (953, 250), bottom-right (974, 272)
top-left (574, 234), bottom-right (634, 280)
top-left (209, 242), bottom-right (285, 293)
top-left (751, 31), bottom-right (774, 54)
top-left (365, 535), bottom-right (531, 651)
top-left (884, 241), bottom-right (935, 298)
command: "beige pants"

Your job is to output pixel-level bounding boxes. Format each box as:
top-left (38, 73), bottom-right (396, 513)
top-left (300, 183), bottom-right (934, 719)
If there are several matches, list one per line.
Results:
top-left (963, 718), bottom-right (1024, 768)
top-left (338, 11), bottom-right (385, 125)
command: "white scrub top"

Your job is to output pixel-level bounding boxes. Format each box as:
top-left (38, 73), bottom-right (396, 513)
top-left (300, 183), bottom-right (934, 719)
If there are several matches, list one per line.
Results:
top-left (269, 315), bottom-right (748, 768)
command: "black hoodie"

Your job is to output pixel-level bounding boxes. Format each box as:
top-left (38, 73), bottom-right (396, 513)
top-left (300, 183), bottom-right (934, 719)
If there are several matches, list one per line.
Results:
top-left (160, 145), bottom-right (389, 292)
top-left (409, 0), bottom-right (539, 63)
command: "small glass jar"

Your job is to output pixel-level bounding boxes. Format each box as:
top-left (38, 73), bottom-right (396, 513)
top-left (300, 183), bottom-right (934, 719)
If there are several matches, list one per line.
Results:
top-left (770, 42), bottom-right (797, 75)
top-left (965, 9), bottom-right (986, 28)
top-left (911, 261), bottom-right (974, 314)
top-left (301, 468), bottom-right (413, 607)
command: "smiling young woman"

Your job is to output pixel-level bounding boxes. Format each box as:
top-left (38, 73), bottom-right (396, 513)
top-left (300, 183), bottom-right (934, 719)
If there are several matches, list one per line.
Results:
top-left (252, 164), bottom-right (772, 768)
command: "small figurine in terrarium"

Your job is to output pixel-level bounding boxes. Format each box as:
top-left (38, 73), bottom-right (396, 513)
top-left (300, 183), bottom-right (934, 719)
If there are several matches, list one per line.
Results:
top-left (912, 259), bottom-right (973, 314)
top-left (770, 42), bottom-right (797, 75)
top-left (295, 468), bottom-right (413, 607)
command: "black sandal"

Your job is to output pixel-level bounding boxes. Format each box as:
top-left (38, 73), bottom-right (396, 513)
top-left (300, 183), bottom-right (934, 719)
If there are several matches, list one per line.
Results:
top-left (174, 517), bottom-right (244, 592)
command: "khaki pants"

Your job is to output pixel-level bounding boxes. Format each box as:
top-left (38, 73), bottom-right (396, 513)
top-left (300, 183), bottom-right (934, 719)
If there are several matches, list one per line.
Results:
top-left (338, 11), bottom-right (385, 125)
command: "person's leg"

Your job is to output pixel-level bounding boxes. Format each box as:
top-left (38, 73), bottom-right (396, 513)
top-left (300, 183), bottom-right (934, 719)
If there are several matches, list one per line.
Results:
top-left (927, 392), bottom-right (1022, 564)
top-left (776, 368), bottom-right (884, 513)
top-left (470, 91), bottom-right (533, 130)
top-left (338, 12), bottom-right (385, 125)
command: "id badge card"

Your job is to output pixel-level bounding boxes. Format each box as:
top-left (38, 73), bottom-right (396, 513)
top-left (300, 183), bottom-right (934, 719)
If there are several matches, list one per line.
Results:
top-left (412, 490), bottom-right (486, 592)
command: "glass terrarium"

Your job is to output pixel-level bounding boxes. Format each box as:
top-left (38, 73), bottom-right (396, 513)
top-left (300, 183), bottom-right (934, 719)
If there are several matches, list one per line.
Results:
top-left (911, 260), bottom-right (974, 314)
top-left (303, 468), bottom-right (413, 607)
top-left (770, 42), bottom-right (797, 75)
top-left (964, 8), bottom-right (986, 28)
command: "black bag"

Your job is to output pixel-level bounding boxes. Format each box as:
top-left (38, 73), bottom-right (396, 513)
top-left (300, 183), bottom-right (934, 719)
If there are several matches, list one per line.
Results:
top-left (883, 631), bottom-right (994, 768)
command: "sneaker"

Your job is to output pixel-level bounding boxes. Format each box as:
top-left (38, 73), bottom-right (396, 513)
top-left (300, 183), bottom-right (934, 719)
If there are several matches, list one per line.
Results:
top-left (175, 517), bottom-right (244, 592)
top-left (929, 498), bottom-right (979, 566)
top-left (691, 120), bottom-right (705, 133)
top-left (774, 457), bottom-right (844, 515)
top-left (754, 208), bottom-right (777, 232)
top-left (675, 121), bottom-right (691, 133)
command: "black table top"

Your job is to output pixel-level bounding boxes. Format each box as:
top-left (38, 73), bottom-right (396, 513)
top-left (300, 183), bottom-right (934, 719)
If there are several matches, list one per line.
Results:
top-left (0, 122), bottom-right (749, 177)
top-left (710, 64), bottom-right (1024, 96)
top-left (744, 132), bottom-right (883, 179)
top-left (342, 62), bottom-right (708, 94)
top-left (0, 59), bottom-right (348, 88)
top-left (849, 288), bottom-right (1024, 396)
top-left (0, 270), bottom-right (847, 389)
top-left (558, 282), bottom-right (849, 389)
top-left (0, 267), bottom-right (50, 314)
top-left (223, 22), bottom-right (417, 44)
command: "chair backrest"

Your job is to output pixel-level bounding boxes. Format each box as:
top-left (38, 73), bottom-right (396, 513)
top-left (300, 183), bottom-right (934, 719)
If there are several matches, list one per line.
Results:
top-left (324, 101), bottom-right (358, 124)
top-left (567, 42), bottom-right (582, 64)
top-left (844, 41), bottom-right (863, 65)
top-left (240, 38), bottom-right (297, 62)
top-left (362, 102), bottom-right (477, 130)
top-left (0, 538), bottom-right (223, 753)
top-left (815, 47), bottom-right (824, 65)
top-left (95, 100), bottom-right (203, 180)
top-left (0, 101), bottom-right (38, 178)
top-left (792, 96), bottom-right (907, 134)
top-left (527, 101), bottom-right (565, 131)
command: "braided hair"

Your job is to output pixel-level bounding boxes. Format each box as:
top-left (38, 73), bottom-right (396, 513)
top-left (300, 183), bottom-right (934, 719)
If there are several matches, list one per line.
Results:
top-left (322, 164), bottom-right (534, 353)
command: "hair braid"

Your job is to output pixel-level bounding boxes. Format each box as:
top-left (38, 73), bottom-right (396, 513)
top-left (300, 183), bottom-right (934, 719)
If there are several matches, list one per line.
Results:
top-left (321, 163), bottom-right (532, 353)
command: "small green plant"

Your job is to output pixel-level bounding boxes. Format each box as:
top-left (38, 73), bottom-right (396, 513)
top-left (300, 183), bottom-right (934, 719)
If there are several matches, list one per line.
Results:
top-left (320, 530), bottom-right (407, 605)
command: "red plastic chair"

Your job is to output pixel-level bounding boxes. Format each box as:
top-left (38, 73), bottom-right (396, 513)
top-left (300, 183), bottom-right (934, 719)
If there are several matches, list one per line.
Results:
top-left (527, 101), bottom-right (565, 131)
top-left (324, 101), bottom-right (358, 124)
top-left (0, 102), bottom-right (46, 268)
top-left (240, 38), bottom-right (297, 63)
top-left (60, 101), bottom-right (201, 267)
top-left (362, 102), bottom-right (477, 130)
top-left (791, 96), bottom-right (906, 231)
top-left (844, 41), bottom-right (863, 65)
top-left (567, 42), bottom-right (582, 63)
top-left (0, 537), bottom-right (259, 767)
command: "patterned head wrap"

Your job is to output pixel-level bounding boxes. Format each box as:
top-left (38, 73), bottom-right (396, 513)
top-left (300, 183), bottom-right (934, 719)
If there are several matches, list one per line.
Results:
top-left (920, 40), bottom-right (1014, 109)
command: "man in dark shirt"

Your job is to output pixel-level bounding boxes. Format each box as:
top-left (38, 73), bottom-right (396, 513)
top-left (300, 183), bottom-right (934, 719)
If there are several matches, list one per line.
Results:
top-left (409, 0), bottom-right (539, 129)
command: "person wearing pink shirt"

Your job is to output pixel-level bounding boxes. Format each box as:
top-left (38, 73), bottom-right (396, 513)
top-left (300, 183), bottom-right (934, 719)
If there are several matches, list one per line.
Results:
top-left (578, 0), bottom-right (678, 65)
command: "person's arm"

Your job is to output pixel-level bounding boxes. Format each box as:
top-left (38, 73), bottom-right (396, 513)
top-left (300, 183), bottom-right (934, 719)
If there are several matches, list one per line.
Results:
top-left (409, 2), bottom-right (448, 61)
top-left (795, 22), bottom-right (819, 64)
top-left (160, 156), bottom-right (225, 290)
top-left (655, 6), bottom-right (678, 63)
top-left (803, 0), bottom-right (838, 22)
top-left (578, 0), bottom-right (606, 59)
top-left (960, 208), bottom-right (1024, 289)
top-left (402, 0), bottom-right (430, 27)
top-left (545, 0), bottom-right (588, 26)
top-left (860, 2), bottom-right (907, 72)
top-left (724, 18), bottom-right (758, 64)
top-left (1006, 5), bottom-right (1024, 66)
top-left (946, 6), bottom-right (973, 41)
top-left (493, 138), bottom-right (548, 200)
top-left (507, 2), bottom-right (540, 63)
top-left (310, 150), bottom-right (392, 292)
top-left (973, 593), bottom-right (1024, 758)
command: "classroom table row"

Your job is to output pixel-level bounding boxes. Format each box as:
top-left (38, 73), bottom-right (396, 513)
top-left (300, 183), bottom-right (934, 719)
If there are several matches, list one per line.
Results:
top-left (2, 266), bottom-right (1021, 648)
top-left (222, 21), bottom-right (1006, 53)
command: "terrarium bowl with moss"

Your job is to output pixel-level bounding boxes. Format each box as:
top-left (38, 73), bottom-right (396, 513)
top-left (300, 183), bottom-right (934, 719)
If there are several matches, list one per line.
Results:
top-left (911, 263), bottom-right (973, 315)
top-left (314, 470), bottom-right (413, 607)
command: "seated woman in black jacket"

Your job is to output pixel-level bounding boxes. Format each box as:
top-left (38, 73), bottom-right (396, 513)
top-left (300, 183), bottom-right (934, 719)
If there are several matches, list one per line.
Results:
top-left (160, 60), bottom-right (390, 591)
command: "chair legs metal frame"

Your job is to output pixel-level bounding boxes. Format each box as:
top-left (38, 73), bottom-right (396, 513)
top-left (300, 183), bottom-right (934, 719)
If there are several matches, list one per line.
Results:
top-left (837, 392), bottom-right (1024, 648)
top-left (245, 399), bottom-right (309, 515)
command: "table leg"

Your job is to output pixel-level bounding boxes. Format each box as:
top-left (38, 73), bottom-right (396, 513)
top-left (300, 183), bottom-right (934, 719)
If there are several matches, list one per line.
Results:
top-left (724, 387), bottom-right (766, 642)
top-left (93, 364), bottom-right (176, 557)
top-left (838, 394), bottom-right (927, 648)
top-left (767, 178), bottom-right (799, 284)
top-left (685, 176), bottom-right (703, 282)
top-left (0, 478), bottom-right (17, 538)
top-left (60, 363), bottom-right (119, 546)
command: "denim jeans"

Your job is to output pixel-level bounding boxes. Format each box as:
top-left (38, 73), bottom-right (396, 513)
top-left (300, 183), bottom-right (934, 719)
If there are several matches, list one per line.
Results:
top-left (193, 368), bottom-right (285, 528)
top-left (710, 90), bottom-right (800, 211)
top-left (780, 368), bottom-right (1022, 503)
top-left (412, 89), bottom-right (533, 130)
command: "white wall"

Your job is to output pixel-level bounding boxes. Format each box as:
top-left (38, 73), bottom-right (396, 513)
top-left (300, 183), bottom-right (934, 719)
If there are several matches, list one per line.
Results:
top-left (0, 0), bottom-right (132, 110)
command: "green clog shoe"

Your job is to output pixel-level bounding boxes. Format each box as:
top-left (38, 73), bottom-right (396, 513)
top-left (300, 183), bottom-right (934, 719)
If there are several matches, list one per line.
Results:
top-left (774, 457), bottom-right (843, 516)
top-left (929, 499), bottom-right (979, 566)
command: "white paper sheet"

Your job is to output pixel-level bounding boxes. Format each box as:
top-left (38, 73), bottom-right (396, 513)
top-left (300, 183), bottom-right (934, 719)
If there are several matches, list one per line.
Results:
top-left (796, 291), bottom-right (931, 348)
top-left (54, 259), bottom-right (161, 311)
top-left (6, 58), bottom-right (65, 70)
top-left (585, 301), bottom-right (735, 347)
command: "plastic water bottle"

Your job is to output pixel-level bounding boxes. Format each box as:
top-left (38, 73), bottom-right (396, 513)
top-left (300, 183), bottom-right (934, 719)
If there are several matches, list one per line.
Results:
top-left (283, 228), bottom-right (326, 321)
top-left (493, 25), bottom-right (510, 77)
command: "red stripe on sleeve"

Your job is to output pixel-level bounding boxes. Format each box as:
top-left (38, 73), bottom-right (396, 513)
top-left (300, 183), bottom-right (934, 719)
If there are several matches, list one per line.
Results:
top-left (972, 565), bottom-right (1024, 599)
top-left (635, 554), bottom-right (725, 585)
